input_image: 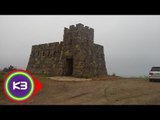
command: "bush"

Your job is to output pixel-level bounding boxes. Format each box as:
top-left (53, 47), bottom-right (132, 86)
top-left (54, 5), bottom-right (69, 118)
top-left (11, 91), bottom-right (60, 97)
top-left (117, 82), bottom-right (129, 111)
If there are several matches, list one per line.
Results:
top-left (2, 65), bottom-right (16, 72)
top-left (112, 73), bottom-right (116, 76)
top-left (0, 65), bottom-right (16, 81)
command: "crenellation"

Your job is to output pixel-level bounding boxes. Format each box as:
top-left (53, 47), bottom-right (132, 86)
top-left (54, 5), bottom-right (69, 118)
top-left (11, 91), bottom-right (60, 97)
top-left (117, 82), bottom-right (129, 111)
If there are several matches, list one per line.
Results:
top-left (69, 25), bottom-right (75, 30)
top-left (84, 26), bottom-right (89, 30)
top-left (76, 23), bottom-right (84, 29)
top-left (64, 27), bottom-right (69, 31)
top-left (89, 28), bottom-right (94, 35)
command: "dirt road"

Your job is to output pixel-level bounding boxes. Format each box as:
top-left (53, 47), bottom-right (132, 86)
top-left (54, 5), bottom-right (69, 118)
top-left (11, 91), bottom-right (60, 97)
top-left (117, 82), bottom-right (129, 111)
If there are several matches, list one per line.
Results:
top-left (1, 76), bottom-right (160, 105)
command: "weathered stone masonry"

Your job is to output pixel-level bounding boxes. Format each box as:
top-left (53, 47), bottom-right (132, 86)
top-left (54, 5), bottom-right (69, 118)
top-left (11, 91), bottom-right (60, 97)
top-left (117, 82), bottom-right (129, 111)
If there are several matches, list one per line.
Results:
top-left (27, 23), bottom-right (107, 77)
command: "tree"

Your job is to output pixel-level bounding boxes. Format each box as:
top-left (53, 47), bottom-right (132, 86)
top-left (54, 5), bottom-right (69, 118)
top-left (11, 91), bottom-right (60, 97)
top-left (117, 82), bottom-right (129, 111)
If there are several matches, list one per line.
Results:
top-left (2, 65), bottom-right (16, 72)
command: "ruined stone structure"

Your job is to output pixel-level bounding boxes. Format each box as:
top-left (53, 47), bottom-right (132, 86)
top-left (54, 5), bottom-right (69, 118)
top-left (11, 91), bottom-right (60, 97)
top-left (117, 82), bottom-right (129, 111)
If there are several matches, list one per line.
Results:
top-left (27, 23), bottom-right (107, 78)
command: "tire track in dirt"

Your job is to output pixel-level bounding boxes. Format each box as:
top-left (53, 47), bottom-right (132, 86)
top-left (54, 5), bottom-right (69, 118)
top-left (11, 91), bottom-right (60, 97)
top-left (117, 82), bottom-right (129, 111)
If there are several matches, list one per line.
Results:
top-left (69, 92), bottom-right (89, 99)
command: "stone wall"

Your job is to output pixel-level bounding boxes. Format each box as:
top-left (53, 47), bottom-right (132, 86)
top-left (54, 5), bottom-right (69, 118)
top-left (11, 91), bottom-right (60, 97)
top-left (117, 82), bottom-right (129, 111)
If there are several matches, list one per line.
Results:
top-left (27, 23), bottom-right (107, 78)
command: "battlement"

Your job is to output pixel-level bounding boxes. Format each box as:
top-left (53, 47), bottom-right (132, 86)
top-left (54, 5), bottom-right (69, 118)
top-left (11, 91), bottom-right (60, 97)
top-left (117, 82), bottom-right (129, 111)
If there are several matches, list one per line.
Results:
top-left (32, 42), bottom-right (61, 50)
top-left (30, 42), bottom-right (63, 58)
top-left (63, 23), bottom-right (94, 45)
top-left (64, 23), bottom-right (94, 33)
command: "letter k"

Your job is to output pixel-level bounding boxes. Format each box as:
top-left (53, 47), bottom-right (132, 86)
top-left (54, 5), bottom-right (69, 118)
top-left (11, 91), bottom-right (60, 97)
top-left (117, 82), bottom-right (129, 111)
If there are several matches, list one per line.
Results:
top-left (13, 81), bottom-right (20, 90)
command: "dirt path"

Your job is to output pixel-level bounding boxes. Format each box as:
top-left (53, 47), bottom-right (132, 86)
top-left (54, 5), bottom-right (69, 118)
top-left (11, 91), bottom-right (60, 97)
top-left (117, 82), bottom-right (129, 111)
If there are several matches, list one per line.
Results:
top-left (1, 76), bottom-right (160, 105)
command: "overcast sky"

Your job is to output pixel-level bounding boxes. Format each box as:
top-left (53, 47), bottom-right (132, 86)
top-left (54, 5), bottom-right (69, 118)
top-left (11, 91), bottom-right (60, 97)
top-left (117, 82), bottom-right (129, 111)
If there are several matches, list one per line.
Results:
top-left (0, 15), bottom-right (160, 77)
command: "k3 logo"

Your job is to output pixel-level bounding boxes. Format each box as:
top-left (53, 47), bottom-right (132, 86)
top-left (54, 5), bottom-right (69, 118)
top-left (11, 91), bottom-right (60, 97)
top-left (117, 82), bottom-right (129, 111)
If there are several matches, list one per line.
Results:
top-left (2, 70), bottom-right (42, 103)
top-left (13, 81), bottom-right (27, 90)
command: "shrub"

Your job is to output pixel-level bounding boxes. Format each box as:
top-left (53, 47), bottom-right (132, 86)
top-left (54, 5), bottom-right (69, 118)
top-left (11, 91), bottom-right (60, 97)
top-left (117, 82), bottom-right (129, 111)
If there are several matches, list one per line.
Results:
top-left (112, 73), bottom-right (116, 76)
top-left (2, 65), bottom-right (16, 72)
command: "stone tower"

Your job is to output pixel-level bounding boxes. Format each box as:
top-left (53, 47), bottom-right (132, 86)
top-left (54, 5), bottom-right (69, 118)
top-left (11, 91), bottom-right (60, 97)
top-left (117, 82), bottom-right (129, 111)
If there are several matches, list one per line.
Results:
top-left (27, 23), bottom-right (107, 78)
